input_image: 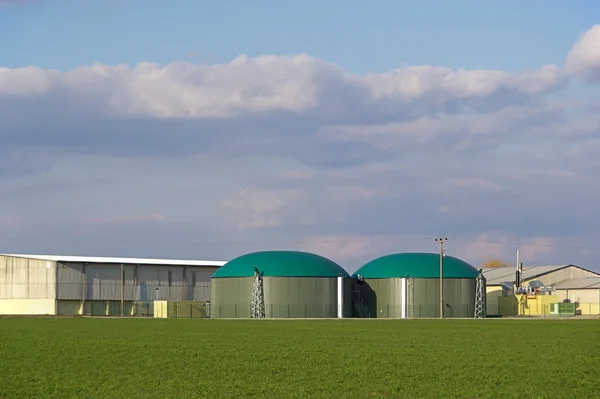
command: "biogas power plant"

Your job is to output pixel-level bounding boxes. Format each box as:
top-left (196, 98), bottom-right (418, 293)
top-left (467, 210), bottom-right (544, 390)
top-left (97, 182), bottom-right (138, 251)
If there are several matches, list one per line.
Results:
top-left (210, 250), bottom-right (486, 319)
top-left (3, 249), bottom-right (600, 318)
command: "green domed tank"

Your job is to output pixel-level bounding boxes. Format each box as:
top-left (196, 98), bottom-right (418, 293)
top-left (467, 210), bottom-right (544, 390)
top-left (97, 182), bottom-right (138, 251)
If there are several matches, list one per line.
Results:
top-left (353, 253), bottom-right (479, 318)
top-left (210, 251), bottom-right (352, 318)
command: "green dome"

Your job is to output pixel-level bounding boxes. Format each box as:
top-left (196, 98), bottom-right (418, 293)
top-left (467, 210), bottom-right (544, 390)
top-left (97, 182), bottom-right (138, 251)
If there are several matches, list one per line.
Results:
top-left (212, 251), bottom-right (350, 278)
top-left (352, 252), bottom-right (478, 279)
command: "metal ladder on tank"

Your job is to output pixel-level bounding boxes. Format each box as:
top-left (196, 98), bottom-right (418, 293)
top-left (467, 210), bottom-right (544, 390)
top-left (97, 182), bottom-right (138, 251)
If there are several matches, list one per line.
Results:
top-left (474, 270), bottom-right (486, 318)
top-left (352, 283), bottom-right (370, 318)
top-left (251, 267), bottom-right (266, 319)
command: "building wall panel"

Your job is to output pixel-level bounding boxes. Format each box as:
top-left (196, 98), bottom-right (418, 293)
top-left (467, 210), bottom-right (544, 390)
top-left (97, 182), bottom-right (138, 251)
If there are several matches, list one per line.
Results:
top-left (56, 264), bottom-right (84, 300)
top-left (486, 286), bottom-right (507, 315)
top-left (361, 277), bottom-right (476, 318)
top-left (57, 300), bottom-right (82, 315)
top-left (54, 262), bottom-right (218, 302)
top-left (0, 256), bottom-right (56, 300)
top-left (0, 299), bottom-right (56, 315)
top-left (188, 267), bottom-right (214, 302)
top-left (210, 277), bottom-right (253, 318)
top-left (523, 267), bottom-right (600, 287)
top-left (408, 278), bottom-right (475, 318)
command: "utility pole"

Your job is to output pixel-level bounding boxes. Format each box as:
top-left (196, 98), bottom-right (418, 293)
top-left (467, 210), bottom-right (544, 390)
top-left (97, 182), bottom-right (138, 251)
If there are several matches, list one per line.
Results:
top-left (120, 264), bottom-right (124, 317)
top-left (435, 238), bottom-right (448, 319)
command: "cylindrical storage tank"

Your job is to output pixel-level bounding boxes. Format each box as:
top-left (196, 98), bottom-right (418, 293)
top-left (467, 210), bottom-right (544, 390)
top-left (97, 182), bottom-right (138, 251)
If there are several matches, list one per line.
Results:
top-left (210, 251), bottom-right (352, 318)
top-left (352, 253), bottom-right (478, 318)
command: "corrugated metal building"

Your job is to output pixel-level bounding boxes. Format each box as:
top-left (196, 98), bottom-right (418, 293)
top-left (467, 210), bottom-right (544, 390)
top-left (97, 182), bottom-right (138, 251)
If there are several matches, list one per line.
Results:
top-left (210, 251), bottom-right (353, 318)
top-left (483, 264), bottom-right (600, 316)
top-left (352, 253), bottom-right (479, 318)
top-left (0, 253), bottom-right (226, 316)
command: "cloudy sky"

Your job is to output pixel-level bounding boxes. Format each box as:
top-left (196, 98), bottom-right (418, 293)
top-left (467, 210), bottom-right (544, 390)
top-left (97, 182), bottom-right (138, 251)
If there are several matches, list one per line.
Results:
top-left (1, 1), bottom-right (600, 273)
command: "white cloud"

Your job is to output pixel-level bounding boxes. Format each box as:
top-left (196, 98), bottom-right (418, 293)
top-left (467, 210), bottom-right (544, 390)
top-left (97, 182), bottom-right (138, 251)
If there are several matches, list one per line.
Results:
top-left (0, 55), bottom-right (566, 119)
top-left (565, 25), bottom-right (600, 82)
top-left (1, 25), bottom-right (600, 270)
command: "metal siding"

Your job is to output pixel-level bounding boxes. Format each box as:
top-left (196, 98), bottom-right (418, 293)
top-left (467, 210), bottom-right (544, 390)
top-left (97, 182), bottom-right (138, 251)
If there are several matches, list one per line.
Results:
top-left (56, 263), bottom-right (84, 300)
top-left (553, 278), bottom-right (600, 290)
top-left (363, 278), bottom-right (404, 318)
top-left (0, 256), bottom-right (56, 299)
top-left (364, 278), bottom-right (476, 318)
top-left (265, 277), bottom-right (338, 318)
top-left (52, 262), bottom-right (217, 302)
top-left (485, 286), bottom-right (505, 315)
top-left (210, 276), bottom-right (348, 318)
top-left (343, 277), bottom-right (354, 317)
top-left (408, 278), bottom-right (476, 318)
top-left (522, 267), bottom-right (600, 287)
top-left (188, 266), bottom-right (216, 302)
top-left (210, 277), bottom-right (253, 318)
top-left (484, 265), bottom-right (600, 286)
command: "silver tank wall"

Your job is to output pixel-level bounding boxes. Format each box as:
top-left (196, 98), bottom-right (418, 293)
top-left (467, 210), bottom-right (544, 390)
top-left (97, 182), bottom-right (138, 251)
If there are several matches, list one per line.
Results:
top-left (360, 278), bottom-right (476, 318)
top-left (210, 276), bottom-right (353, 318)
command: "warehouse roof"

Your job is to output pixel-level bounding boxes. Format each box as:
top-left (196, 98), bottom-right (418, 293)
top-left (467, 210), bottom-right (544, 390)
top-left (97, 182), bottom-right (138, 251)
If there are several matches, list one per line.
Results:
top-left (0, 253), bottom-right (226, 267)
top-left (482, 264), bottom-right (599, 286)
top-left (553, 277), bottom-right (600, 290)
top-left (352, 252), bottom-right (479, 279)
top-left (212, 250), bottom-right (350, 278)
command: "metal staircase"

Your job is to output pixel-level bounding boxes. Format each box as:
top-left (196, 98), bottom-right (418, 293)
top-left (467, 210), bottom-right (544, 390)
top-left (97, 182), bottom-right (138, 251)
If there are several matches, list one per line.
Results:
top-left (251, 267), bottom-right (266, 319)
top-left (474, 270), bottom-right (486, 318)
top-left (352, 284), bottom-right (370, 318)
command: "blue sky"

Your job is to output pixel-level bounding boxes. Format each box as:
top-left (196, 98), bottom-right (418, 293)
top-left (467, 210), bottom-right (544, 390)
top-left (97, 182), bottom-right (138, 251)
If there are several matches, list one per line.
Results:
top-left (1, 1), bottom-right (600, 271)
top-left (1, 0), bottom-right (599, 73)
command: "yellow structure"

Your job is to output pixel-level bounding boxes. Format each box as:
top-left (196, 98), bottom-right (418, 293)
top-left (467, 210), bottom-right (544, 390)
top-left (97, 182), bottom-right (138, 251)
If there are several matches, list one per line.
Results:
top-left (154, 301), bottom-right (209, 318)
top-left (497, 294), bottom-right (558, 316)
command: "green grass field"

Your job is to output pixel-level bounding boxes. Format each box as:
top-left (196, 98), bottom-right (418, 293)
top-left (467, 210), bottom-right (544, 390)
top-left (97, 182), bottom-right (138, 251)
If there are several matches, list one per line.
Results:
top-left (1, 318), bottom-right (599, 399)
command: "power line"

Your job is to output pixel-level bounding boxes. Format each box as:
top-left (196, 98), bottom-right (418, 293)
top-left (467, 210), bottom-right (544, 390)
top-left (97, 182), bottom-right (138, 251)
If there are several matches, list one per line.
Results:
top-left (1, 234), bottom-right (600, 251)
top-left (452, 238), bottom-right (600, 251)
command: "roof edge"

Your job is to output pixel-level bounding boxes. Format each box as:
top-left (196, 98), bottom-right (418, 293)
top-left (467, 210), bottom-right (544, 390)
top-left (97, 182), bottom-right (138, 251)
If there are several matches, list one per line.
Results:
top-left (0, 253), bottom-right (226, 267)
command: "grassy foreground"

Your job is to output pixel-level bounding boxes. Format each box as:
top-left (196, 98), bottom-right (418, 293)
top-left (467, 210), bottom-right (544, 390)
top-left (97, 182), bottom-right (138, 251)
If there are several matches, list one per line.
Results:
top-left (0, 318), bottom-right (598, 399)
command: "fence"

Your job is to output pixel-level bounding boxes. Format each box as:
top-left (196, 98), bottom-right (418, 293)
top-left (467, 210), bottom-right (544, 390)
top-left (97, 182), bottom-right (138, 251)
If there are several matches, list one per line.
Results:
top-left (80, 301), bottom-right (155, 317)
top-left (210, 303), bottom-right (477, 318)
top-left (62, 300), bottom-right (211, 318)
top-left (494, 301), bottom-right (600, 317)
top-left (154, 301), bottom-right (209, 318)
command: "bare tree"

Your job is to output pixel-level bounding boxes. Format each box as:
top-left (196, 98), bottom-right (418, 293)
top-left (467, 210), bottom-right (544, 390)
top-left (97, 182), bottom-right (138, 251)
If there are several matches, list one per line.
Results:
top-left (481, 258), bottom-right (510, 268)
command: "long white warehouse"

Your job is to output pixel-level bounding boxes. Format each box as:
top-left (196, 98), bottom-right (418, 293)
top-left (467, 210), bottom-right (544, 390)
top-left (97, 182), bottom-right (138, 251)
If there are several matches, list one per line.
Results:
top-left (0, 253), bottom-right (226, 316)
